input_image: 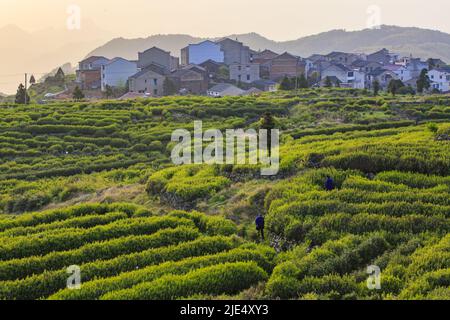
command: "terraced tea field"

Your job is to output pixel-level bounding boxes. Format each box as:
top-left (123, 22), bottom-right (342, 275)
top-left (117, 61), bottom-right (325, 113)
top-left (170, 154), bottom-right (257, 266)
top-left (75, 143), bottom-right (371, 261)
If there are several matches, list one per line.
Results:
top-left (0, 204), bottom-right (275, 300)
top-left (0, 89), bottom-right (449, 300)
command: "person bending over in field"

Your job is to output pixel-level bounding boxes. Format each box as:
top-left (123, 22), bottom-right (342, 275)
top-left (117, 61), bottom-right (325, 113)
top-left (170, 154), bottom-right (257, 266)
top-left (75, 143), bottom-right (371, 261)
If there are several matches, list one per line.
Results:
top-left (255, 214), bottom-right (265, 241)
top-left (325, 176), bottom-right (335, 191)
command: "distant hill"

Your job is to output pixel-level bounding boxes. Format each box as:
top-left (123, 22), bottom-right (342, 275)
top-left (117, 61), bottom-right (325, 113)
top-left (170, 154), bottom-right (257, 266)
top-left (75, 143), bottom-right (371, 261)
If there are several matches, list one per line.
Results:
top-left (87, 25), bottom-right (450, 63)
top-left (0, 22), bottom-right (111, 94)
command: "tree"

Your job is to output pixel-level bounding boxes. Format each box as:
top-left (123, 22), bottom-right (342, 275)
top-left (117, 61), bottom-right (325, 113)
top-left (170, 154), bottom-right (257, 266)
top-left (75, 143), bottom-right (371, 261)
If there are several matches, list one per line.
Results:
top-left (308, 71), bottom-right (320, 87)
top-left (280, 76), bottom-right (292, 90)
top-left (398, 85), bottom-right (415, 95)
top-left (163, 77), bottom-right (177, 96)
top-left (218, 66), bottom-right (229, 79)
top-left (387, 79), bottom-right (404, 96)
top-left (104, 85), bottom-right (114, 99)
top-left (73, 86), bottom-right (85, 101)
top-left (335, 79), bottom-right (341, 88)
top-left (298, 74), bottom-right (309, 89)
top-left (15, 83), bottom-right (30, 104)
top-left (416, 69), bottom-right (431, 94)
top-left (29, 75), bottom-right (36, 85)
top-left (373, 80), bottom-right (380, 96)
top-left (260, 112), bottom-right (276, 156)
top-left (324, 76), bottom-right (333, 88)
top-left (55, 68), bottom-right (65, 82)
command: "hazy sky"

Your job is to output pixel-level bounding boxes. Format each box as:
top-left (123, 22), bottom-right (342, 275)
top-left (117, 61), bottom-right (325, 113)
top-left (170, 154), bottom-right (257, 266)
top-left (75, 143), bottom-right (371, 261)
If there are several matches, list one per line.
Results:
top-left (1, 0), bottom-right (450, 40)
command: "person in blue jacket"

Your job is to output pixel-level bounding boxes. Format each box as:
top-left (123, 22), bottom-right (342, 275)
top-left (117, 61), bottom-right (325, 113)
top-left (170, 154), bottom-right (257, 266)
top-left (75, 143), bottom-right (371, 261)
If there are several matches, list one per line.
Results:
top-left (325, 175), bottom-right (335, 191)
top-left (255, 214), bottom-right (265, 241)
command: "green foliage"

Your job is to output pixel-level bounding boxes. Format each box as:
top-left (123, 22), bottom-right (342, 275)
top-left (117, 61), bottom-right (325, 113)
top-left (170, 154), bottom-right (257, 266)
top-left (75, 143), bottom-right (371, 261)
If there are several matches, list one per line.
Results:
top-left (15, 83), bottom-right (30, 104)
top-left (163, 77), bottom-right (177, 96)
top-left (0, 90), bottom-right (449, 300)
top-left (388, 79), bottom-right (404, 96)
top-left (102, 262), bottom-right (268, 300)
top-left (72, 86), bottom-right (85, 101)
top-left (417, 69), bottom-right (431, 94)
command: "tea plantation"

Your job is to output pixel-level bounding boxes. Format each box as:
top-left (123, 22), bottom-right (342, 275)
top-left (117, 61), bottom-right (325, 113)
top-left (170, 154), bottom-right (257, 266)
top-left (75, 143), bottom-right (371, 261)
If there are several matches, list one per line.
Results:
top-left (0, 89), bottom-right (449, 300)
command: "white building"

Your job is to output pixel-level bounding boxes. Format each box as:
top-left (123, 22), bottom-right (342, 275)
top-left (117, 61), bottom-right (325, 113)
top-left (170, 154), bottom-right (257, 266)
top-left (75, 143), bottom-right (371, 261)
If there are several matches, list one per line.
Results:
top-left (101, 58), bottom-right (138, 91)
top-left (181, 40), bottom-right (224, 66)
top-left (321, 64), bottom-right (366, 89)
top-left (207, 83), bottom-right (244, 97)
top-left (429, 68), bottom-right (450, 92)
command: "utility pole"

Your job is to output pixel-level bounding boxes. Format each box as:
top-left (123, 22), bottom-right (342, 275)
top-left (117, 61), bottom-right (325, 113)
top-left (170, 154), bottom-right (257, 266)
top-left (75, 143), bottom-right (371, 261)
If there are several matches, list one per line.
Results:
top-left (24, 73), bottom-right (28, 104)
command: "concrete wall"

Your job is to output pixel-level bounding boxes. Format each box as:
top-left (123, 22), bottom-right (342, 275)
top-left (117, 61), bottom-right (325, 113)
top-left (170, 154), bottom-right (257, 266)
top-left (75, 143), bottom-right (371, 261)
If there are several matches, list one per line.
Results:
top-left (129, 70), bottom-right (165, 96)
top-left (219, 39), bottom-right (250, 65)
top-left (138, 48), bottom-right (171, 70)
top-left (229, 63), bottom-right (260, 83)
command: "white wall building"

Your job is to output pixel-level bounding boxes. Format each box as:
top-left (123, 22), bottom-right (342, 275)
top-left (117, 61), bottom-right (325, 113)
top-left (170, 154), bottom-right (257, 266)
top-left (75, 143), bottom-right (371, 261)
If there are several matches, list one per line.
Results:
top-left (321, 64), bottom-right (366, 89)
top-left (101, 58), bottom-right (138, 91)
top-left (429, 68), bottom-right (450, 92)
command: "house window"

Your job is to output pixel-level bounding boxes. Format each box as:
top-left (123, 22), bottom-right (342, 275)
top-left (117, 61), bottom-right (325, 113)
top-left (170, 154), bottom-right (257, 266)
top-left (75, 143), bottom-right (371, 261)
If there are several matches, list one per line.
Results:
top-left (153, 79), bottom-right (158, 86)
top-left (154, 89), bottom-right (158, 96)
top-left (431, 75), bottom-right (434, 79)
top-left (348, 72), bottom-right (354, 77)
top-left (247, 75), bottom-right (251, 81)
top-left (145, 79), bottom-right (147, 83)
top-left (238, 75), bottom-right (242, 81)
top-left (238, 66), bottom-right (242, 71)
top-left (446, 75), bottom-right (450, 81)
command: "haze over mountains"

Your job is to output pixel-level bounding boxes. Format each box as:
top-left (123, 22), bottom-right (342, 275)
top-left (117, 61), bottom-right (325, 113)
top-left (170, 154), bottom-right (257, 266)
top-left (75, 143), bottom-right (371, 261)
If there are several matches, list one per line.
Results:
top-left (0, 21), bottom-right (111, 94)
top-left (2, 24), bottom-right (450, 94)
top-left (89, 25), bottom-right (450, 62)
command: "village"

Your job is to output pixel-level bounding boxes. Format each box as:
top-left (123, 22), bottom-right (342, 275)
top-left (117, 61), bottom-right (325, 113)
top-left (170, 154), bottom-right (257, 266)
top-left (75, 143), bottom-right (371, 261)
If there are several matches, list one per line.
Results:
top-left (47, 37), bottom-right (450, 100)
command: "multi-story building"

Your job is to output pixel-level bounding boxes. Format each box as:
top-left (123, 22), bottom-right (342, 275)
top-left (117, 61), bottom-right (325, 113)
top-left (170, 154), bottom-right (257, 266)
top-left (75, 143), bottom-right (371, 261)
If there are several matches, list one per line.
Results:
top-left (128, 63), bottom-right (167, 97)
top-left (101, 58), bottom-right (138, 91)
top-left (181, 40), bottom-right (224, 66)
top-left (169, 65), bottom-right (209, 95)
top-left (268, 52), bottom-right (306, 81)
top-left (429, 67), bottom-right (450, 92)
top-left (321, 63), bottom-right (366, 89)
top-left (217, 38), bottom-right (251, 65)
top-left (76, 56), bottom-right (110, 90)
top-left (138, 47), bottom-right (179, 71)
top-left (229, 63), bottom-right (260, 84)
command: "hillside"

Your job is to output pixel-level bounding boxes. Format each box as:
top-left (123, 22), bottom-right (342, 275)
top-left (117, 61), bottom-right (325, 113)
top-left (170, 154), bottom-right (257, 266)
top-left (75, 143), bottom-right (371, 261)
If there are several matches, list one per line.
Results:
top-left (0, 89), bottom-right (449, 300)
top-left (87, 25), bottom-right (450, 61)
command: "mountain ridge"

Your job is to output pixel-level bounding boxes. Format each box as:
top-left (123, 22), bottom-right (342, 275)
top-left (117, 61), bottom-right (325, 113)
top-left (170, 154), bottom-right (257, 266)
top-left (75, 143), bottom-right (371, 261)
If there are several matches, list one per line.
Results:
top-left (86, 25), bottom-right (450, 63)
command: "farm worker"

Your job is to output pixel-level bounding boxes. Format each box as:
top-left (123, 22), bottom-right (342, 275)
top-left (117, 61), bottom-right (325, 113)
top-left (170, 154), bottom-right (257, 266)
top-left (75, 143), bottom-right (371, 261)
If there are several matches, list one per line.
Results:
top-left (255, 214), bottom-right (265, 241)
top-left (325, 176), bottom-right (335, 191)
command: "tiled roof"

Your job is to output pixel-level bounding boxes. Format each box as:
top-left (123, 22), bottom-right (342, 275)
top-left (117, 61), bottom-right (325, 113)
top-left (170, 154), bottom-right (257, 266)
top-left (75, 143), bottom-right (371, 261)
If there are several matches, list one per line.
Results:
top-left (208, 83), bottom-right (237, 92)
top-left (140, 46), bottom-right (170, 55)
top-left (80, 56), bottom-right (109, 64)
top-left (129, 63), bottom-right (167, 79)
